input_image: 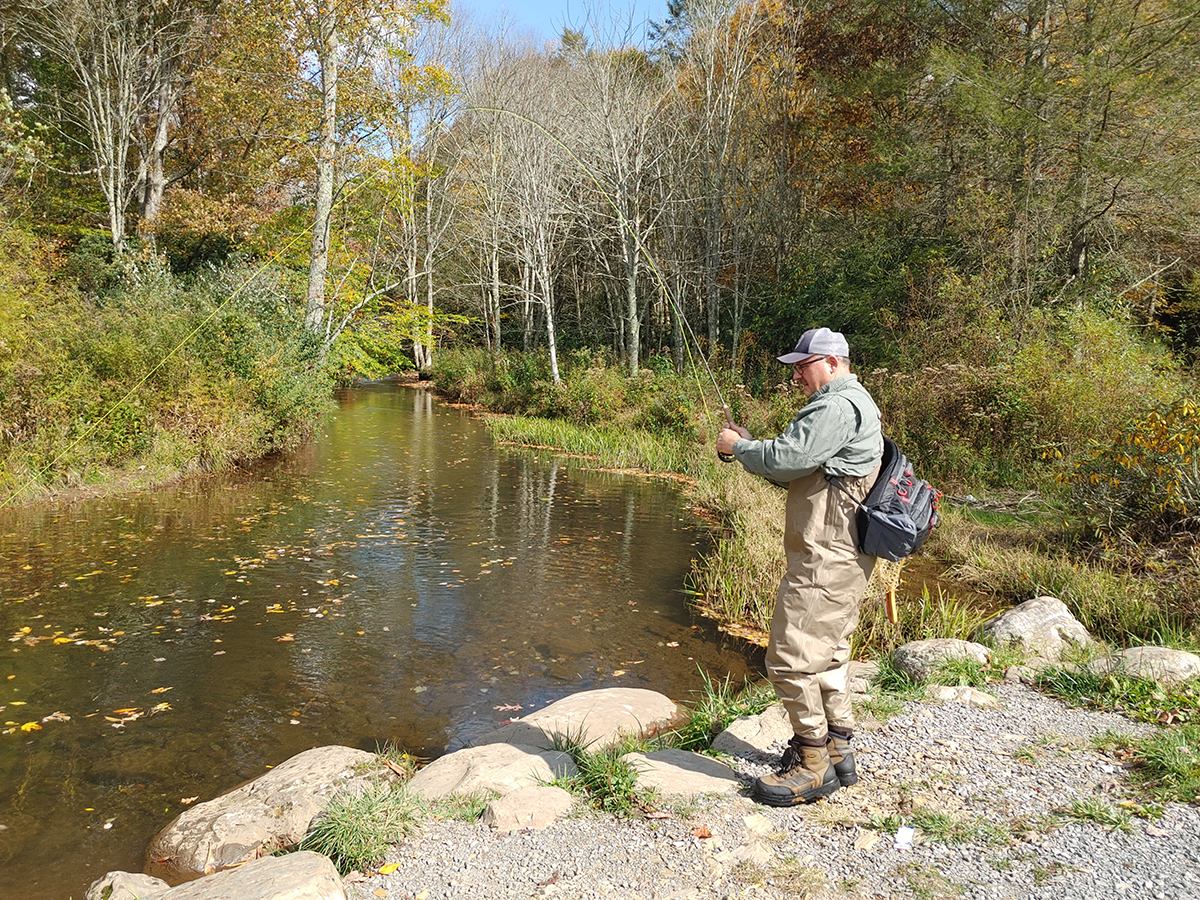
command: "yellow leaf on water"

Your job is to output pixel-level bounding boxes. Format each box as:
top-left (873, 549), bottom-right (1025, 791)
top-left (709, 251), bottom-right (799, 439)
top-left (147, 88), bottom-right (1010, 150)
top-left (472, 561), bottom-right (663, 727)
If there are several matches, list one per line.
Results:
top-left (378, 863), bottom-right (400, 875)
top-left (150, 687), bottom-right (173, 694)
top-left (20, 721), bottom-right (41, 732)
top-left (181, 796), bottom-right (199, 805)
top-left (612, 670), bottom-right (626, 677)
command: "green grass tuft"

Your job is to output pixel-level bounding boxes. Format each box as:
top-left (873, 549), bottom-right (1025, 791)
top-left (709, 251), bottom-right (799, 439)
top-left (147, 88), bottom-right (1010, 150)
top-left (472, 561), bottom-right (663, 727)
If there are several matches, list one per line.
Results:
top-left (298, 782), bottom-right (424, 875)
top-left (1038, 667), bottom-right (1200, 726)
top-left (551, 731), bottom-right (658, 815)
top-left (666, 670), bottom-right (777, 751)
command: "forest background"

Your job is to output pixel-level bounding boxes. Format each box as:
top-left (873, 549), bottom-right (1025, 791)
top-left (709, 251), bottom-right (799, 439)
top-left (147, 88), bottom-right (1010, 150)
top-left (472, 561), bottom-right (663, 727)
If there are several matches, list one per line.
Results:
top-left (1, 0), bottom-right (1198, 649)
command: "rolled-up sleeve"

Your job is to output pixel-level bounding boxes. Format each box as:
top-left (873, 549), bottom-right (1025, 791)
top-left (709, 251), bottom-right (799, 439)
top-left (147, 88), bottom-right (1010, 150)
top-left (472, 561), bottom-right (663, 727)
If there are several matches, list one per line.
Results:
top-left (732, 399), bottom-right (856, 483)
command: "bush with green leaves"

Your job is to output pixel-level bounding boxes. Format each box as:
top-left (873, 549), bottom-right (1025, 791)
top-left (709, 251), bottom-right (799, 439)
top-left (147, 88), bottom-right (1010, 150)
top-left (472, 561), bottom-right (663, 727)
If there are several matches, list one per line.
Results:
top-left (0, 233), bottom-right (330, 496)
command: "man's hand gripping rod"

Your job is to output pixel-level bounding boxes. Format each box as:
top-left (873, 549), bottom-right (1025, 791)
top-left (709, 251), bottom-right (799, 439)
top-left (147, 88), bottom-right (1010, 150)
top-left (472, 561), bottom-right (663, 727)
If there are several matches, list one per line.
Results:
top-left (718, 405), bottom-right (735, 464)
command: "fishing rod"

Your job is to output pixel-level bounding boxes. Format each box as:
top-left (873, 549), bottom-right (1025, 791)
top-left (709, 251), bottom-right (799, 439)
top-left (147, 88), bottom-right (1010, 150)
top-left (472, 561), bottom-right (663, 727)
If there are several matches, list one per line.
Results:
top-left (467, 105), bottom-right (740, 463)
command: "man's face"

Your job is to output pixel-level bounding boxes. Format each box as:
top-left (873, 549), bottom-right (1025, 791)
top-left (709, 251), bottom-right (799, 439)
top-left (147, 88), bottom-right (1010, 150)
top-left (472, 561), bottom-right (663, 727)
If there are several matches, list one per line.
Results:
top-left (792, 355), bottom-right (836, 397)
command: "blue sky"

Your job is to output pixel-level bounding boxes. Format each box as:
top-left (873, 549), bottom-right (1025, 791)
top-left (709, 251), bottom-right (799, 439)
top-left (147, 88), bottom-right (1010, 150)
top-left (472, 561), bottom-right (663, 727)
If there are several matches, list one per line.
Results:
top-left (459, 0), bottom-right (669, 43)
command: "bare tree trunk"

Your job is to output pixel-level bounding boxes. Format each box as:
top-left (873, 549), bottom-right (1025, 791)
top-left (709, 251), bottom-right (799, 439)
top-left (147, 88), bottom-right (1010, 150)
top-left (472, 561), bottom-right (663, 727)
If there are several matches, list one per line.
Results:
top-left (305, 15), bottom-right (338, 336)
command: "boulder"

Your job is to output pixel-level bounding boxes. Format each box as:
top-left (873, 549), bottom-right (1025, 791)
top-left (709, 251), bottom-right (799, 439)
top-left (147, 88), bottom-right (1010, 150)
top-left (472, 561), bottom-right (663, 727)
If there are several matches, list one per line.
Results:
top-left (472, 688), bottom-right (679, 751)
top-left (928, 685), bottom-right (1001, 709)
top-left (621, 749), bottom-right (743, 796)
top-left (406, 743), bottom-right (578, 801)
top-left (1088, 646), bottom-right (1200, 687)
top-left (975, 596), bottom-right (1093, 661)
top-left (160, 851), bottom-right (342, 900)
top-left (145, 746), bottom-right (383, 884)
top-left (892, 639), bottom-right (991, 683)
top-left (711, 704), bottom-right (791, 756)
top-left (86, 871), bottom-right (170, 900)
top-left (481, 785), bottom-right (575, 832)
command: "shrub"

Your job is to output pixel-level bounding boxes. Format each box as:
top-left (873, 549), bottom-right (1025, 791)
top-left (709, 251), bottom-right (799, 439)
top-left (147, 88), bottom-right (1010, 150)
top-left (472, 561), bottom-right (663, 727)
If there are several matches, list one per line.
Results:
top-left (1066, 397), bottom-right (1200, 542)
top-left (0, 240), bottom-right (330, 497)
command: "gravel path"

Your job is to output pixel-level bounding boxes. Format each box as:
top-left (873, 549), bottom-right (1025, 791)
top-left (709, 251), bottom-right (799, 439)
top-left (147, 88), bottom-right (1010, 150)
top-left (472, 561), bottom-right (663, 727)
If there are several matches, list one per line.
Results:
top-left (347, 682), bottom-right (1200, 900)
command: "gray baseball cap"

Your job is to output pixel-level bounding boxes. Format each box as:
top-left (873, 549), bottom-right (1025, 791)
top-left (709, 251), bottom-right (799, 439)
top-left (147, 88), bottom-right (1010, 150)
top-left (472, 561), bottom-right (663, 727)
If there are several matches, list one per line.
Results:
top-left (777, 327), bottom-right (850, 364)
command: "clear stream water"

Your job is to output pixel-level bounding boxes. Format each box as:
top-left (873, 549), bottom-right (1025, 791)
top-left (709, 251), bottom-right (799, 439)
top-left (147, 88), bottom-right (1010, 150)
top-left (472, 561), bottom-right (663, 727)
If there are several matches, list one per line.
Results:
top-left (0, 383), bottom-right (756, 899)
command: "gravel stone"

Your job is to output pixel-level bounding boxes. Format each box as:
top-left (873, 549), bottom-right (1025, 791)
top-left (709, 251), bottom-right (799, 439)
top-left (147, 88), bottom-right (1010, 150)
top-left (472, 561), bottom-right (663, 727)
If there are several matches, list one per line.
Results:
top-left (348, 682), bottom-right (1200, 900)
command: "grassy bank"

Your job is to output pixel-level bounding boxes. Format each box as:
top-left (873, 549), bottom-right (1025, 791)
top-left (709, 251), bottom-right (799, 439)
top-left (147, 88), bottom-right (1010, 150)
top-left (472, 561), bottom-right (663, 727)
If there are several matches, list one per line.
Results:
top-left (0, 226), bottom-right (334, 504)
top-left (431, 345), bottom-right (1200, 658)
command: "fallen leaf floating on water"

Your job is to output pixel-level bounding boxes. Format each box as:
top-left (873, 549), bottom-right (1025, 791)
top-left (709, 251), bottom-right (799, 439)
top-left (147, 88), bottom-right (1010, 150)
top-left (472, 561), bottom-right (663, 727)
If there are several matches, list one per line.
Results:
top-left (150, 687), bottom-right (173, 694)
top-left (20, 722), bottom-right (41, 732)
top-left (41, 711), bottom-right (70, 723)
top-left (180, 797), bottom-right (199, 805)
top-left (276, 634), bottom-right (295, 642)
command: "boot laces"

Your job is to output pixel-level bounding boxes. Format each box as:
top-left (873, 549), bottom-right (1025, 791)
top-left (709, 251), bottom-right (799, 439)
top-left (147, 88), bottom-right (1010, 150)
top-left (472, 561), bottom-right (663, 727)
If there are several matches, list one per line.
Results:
top-left (774, 740), bottom-right (807, 777)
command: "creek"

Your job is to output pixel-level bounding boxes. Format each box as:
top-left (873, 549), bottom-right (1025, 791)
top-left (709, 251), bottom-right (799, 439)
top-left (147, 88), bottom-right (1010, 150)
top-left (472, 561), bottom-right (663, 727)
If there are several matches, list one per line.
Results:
top-left (0, 383), bottom-right (755, 899)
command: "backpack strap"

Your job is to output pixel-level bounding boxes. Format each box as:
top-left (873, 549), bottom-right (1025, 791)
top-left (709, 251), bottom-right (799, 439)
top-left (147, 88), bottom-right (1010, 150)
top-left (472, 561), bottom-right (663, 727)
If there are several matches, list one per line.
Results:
top-left (825, 470), bottom-right (863, 509)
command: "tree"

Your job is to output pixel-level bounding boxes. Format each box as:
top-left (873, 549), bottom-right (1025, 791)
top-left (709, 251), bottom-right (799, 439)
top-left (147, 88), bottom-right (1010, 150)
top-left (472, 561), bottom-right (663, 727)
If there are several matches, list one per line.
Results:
top-left (572, 42), bottom-right (670, 374)
top-left (21, 0), bottom-right (215, 251)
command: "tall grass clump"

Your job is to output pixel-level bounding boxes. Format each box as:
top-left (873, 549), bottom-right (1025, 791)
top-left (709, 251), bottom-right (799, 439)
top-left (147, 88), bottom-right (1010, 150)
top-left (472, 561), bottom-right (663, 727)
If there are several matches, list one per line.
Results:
top-left (553, 732), bottom-right (649, 815)
top-left (299, 782), bottom-right (424, 875)
top-left (852, 584), bottom-right (997, 658)
top-left (667, 670), bottom-right (777, 751)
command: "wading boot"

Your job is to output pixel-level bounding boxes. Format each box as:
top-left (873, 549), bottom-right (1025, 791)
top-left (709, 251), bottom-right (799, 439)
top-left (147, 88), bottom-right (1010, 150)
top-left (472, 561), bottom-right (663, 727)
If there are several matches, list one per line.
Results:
top-left (827, 730), bottom-right (858, 787)
top-left (754, 737), bottom-right (840, 807)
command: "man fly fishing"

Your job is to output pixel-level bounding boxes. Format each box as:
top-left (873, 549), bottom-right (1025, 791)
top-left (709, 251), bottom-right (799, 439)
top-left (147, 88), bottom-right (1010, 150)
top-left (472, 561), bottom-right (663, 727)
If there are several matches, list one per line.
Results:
top-left (716, 327), bottom-right (883, 805)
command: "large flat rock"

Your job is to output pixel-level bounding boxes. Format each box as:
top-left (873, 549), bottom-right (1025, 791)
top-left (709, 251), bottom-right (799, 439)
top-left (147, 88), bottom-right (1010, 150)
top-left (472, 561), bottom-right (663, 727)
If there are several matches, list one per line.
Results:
top-left (711, 704), bottom-right (791, 756)
top-left (145, 746), bottom-right (383, 884)
top-left (89, 853), bottom-right (344, 900)
top-left (621, 749), bottom-right (743, 796)
top-left (481, 785), bottom-right (575, 832)
top-left (407, 743), bottom-right (578, 801)
top-left (472, 688), bottom-right (680, 751)
top-left (164, 851), bottom-right (343, 900)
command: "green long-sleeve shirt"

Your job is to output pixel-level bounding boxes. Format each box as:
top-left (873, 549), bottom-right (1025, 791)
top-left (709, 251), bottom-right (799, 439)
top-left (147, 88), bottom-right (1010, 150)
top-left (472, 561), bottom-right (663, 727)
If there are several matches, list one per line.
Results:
top-left (732, 374), bottom-right (882, 481)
